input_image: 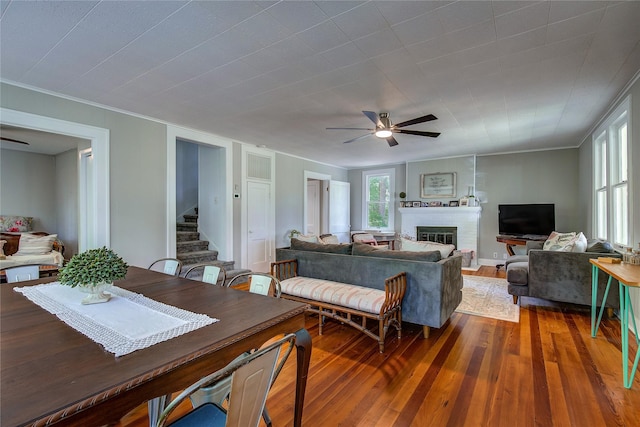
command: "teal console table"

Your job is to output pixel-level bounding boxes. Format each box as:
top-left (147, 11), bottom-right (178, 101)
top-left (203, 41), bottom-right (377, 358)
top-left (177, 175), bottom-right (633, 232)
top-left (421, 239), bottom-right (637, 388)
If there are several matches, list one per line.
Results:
top-left (590, 259), bottom-right (640, 389)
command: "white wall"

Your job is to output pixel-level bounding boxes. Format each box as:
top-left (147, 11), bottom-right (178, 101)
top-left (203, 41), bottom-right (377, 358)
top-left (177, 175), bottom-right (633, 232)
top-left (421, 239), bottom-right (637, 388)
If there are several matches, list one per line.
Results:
top-left (1, 149), bottom-right (57, 231)
top-left (55, 149), bottom-right (79, 256)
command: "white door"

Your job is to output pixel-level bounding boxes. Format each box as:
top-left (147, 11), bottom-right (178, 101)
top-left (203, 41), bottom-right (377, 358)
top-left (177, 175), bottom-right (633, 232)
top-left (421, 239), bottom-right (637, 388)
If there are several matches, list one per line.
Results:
top-left (247, 181), bottom-right (271, 272)
top-left (306, 180), bottom-right (320, 235)
top-left (329, 180), bottom-right (350, 243)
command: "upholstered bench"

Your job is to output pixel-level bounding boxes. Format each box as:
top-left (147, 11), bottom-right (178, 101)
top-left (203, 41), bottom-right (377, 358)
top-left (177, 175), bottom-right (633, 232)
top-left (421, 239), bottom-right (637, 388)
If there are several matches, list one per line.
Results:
top-left (272, 259), bottom-right (406, 353)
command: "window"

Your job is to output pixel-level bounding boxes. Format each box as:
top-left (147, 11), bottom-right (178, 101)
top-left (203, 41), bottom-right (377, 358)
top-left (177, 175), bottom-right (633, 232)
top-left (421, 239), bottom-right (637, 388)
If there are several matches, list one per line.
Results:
top-left (363, 169), bottom-right (395, 230)
top-left (593, 96), bottom-right (630, 247)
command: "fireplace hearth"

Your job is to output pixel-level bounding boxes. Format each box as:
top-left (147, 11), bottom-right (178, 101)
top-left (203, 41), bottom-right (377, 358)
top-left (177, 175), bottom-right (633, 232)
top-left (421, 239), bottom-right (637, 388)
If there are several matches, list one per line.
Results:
top-left (416, 226), bottom-right (457, 247)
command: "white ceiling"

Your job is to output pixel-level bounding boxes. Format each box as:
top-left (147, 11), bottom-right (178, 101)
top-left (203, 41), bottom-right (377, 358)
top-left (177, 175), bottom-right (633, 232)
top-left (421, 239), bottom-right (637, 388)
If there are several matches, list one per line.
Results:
top-left (1, 1), bottom-right (639, 168)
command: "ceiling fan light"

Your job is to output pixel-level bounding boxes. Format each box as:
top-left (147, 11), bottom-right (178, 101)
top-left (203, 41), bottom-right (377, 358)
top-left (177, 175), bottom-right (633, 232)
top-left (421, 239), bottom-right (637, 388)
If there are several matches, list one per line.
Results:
top-left (375, 129), bottom-right (392, 138)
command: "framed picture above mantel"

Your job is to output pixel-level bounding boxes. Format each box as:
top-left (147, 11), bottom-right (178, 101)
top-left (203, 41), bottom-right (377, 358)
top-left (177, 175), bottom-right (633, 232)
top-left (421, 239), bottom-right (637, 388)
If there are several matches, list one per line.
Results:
top-left (420, 172), bottom-right (456, 198)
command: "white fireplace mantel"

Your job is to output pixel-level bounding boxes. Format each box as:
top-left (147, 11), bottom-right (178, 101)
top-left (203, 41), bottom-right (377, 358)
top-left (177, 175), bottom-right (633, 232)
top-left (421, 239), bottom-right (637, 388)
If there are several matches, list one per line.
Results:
top-left (399, 207), bottom-right (482, 266)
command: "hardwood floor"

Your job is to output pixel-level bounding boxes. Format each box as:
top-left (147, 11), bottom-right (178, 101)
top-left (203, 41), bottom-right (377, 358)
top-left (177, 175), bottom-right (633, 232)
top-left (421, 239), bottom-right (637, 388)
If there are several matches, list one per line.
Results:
top-left (118, 266), bottom-right (640, 427)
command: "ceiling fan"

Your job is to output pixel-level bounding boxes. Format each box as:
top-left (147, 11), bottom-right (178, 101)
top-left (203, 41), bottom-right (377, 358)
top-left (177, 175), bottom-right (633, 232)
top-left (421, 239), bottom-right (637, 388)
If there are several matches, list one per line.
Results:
top-left (0, 136), bottom-right (29, 145)
top-left (327, 111), bottom-right (440, 147)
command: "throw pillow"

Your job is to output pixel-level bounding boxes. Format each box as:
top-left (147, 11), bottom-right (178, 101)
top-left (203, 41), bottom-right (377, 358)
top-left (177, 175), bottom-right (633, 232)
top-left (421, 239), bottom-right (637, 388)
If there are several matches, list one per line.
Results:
top-left (572, 232), bottom-right (588, 253)
top-left (353, 242), bottom-right (441, 262)
top-left (400, 237), bottom-right (455, 258)
top-left (586, 239), bottom-right (614, 253)
top-left (290, 238), bottom-right (353, 254)
top-left (0, 239), bottom-right (5, 259)
top-left (294, 234), bottom-right (320, 243)
top-left (0, 216), bottom-right (34, 232)
top-left (543, 231), bottom-right (576, 252)
top-left (16, 233), bottom-right (57, 255)
top-left (319, 234), bottom-right (340, 244)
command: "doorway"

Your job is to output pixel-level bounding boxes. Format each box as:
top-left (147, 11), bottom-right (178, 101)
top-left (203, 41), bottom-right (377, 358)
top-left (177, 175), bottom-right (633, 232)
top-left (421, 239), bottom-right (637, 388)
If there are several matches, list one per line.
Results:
top-left (0, 108), bottom-right (110, 251)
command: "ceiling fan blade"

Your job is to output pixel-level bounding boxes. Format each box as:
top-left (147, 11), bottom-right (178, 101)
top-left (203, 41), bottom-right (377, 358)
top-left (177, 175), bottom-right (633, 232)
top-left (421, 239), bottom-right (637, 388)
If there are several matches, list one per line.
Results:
top-left (0, 136), bottom-right (29, 145)
top-left (362, 111), bottom-right (382, 128)
top-left (395, 129), bottom-right (441, 138)
top-left (326, 127), bottom-right (374, 131)
top-left (343, 133), bottom-right (373, 144)
top-left (393, 114), bottom-right (438, 128)
top-left (386, 136), bottom-right (399, 147)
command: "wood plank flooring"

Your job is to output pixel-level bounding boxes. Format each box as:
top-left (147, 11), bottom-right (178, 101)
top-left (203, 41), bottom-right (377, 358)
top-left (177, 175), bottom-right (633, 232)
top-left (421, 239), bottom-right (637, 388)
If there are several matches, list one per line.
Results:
top-left (118, 267), bottom-right (640, 426)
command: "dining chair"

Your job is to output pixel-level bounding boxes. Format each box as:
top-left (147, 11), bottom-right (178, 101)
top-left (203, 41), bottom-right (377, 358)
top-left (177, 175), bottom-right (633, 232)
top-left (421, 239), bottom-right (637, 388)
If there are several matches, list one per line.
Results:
top-left (156, 333), bottom-right (296, 427)
top-left (227, 272), bottom-right (282, 297)
top-left (352, 232), bottom-right (379, 246)
top-left (183, 263), bottom-right (227, 286)
top-left (148, 258), bottom-right (183, 276)
top-left (2, 264), bottom-right (42, 283)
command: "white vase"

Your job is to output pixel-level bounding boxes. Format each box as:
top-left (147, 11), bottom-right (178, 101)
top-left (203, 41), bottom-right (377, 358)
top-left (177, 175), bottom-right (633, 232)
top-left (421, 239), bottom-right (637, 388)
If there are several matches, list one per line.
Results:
top-left (79, 282), bottom-right (113, 305)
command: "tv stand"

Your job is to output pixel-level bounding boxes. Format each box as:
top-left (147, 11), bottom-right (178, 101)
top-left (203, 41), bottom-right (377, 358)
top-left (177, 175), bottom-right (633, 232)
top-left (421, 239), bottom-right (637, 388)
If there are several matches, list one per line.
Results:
top-left (495, 235), bottom-right (548, 270)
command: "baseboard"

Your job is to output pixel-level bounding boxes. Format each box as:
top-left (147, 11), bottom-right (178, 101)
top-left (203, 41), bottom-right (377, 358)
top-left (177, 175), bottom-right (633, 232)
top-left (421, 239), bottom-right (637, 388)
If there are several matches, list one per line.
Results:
top-left (478, 258), bottom-right (506, 268)
top-left (461, 263), bottom-right (481, 271)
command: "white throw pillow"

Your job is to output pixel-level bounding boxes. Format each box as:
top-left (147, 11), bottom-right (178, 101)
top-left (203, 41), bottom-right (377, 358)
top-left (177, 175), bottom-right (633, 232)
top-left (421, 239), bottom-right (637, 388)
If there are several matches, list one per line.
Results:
top-left (543, 231), bottom-right (576, 252)
top-left (295, 234), bottom-right (320, 243)
top-left (400, 237), bottom-right (455, 258)
top-left (572, 232), bottom-right (588, 252)
top-left (16, 233), bottom-right (57, 255)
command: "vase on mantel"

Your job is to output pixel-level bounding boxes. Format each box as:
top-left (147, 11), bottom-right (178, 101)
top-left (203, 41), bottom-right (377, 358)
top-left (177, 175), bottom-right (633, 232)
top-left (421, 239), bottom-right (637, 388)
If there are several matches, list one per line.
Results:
top-left (79, 282), bottom-right (113, 305)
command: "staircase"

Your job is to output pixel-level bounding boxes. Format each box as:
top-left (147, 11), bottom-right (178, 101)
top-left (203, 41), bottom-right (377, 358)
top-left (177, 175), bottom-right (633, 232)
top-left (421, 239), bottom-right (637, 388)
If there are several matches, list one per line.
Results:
top-left (177, 213), bottom-right (249, 282)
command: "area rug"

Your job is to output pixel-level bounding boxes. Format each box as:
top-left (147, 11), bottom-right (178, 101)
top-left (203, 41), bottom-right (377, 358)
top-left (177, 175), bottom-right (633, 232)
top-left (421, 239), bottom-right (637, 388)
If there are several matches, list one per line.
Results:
top-left (455, 275), bottom-right (520, 323)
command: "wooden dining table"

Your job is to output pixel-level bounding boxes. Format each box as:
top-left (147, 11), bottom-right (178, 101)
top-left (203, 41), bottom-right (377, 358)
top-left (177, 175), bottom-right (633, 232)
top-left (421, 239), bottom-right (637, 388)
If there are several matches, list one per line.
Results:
top-left (1, 266), bottom-right (311, 427)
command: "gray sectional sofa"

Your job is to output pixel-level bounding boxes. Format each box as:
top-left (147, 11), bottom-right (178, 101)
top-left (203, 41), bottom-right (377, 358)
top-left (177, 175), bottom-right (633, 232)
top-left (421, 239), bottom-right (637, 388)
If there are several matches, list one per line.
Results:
top-left (276, 240), bottom-right (463, 338)
top-left (506, 240), bottom-right (621, 308)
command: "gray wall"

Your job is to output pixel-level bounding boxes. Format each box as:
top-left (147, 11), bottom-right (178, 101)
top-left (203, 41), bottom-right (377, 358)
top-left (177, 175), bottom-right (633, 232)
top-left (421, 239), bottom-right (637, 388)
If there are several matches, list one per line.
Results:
top-left (275, 153), bottom-right (348, 248)
top-left (1, 149), bottom-right (57, 231)
top-left (2, 83), bottom-right (167, 267)
top-left (477, 149), bottom-right (579, 260)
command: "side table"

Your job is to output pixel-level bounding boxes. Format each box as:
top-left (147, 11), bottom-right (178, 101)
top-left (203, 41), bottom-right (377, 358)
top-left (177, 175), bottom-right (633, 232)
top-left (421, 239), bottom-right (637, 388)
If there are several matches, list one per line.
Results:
top-left (590, 259), bottom-right (640, 389)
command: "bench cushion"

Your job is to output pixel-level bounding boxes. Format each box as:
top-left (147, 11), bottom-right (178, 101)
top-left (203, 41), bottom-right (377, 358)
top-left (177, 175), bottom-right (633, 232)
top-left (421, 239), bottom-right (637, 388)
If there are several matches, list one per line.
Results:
top-left (280, 276), bottom-right (386, 314)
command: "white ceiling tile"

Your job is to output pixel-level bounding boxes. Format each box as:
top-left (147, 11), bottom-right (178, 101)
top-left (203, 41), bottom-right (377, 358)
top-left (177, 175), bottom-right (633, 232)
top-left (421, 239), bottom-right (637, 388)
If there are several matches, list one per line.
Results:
top-left (494, 1), bottom-right (550, 39)
top-left (375, 1), bottom-right (448, 26)
top-left (548, 1), bottom-right (609, 24)
top-left (266, 1), bottom-right (330, 33)
top-left (495, 27), bottom-right (546, 54)
top-left (390, 11), bottom-right (445, 45)
top-left (353, 28), bottom-right (403, 57)
top-left (491, 1), bottom-right (542, 17)
top-left (330, 2), bottom-right (390, 40)
top-left (445, 19), bottom-right (497, 52)
top-left (546, 8), bottom-right (605, 44)
top-left (296, 20), bottom-right (351, 53)
top-left (321, 42), bottom-right (368, 68)
top-left (436, 1), bottom-right (494, 33)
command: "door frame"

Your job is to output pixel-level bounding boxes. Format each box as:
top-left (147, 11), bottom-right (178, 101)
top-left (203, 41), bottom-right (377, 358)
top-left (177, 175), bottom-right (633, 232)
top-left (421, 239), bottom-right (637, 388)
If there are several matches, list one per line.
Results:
top-left (240, 145), bottom-right (275, 269)
top-left (166, 126), bottom-right (233, 259)
top-left (303, 171), bottom-right (330, 235)
top-left (0, 108), bottom-right (110, 251)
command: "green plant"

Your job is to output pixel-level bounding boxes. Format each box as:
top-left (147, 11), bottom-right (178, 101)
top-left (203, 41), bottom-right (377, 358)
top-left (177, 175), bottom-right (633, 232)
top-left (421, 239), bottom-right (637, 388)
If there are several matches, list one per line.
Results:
top-left (399, 191), bottom-right (406, 199)
top-left (58, 247), bottom-right (128, 288)
top-left (288, 229), bottom-right (301, 240)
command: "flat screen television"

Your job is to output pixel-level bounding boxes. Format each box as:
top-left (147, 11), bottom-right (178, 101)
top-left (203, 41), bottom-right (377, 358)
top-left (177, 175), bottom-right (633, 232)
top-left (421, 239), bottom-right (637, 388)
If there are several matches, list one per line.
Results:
top-left (498, 204), bottom-right (555, 237)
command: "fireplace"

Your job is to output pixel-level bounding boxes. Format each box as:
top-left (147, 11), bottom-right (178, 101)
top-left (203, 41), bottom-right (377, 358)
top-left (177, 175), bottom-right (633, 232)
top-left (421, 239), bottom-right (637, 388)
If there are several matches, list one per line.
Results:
top-left (399, 206), bottom-right (481, 267)
top-left (416, 226), bottom-right (457, 247)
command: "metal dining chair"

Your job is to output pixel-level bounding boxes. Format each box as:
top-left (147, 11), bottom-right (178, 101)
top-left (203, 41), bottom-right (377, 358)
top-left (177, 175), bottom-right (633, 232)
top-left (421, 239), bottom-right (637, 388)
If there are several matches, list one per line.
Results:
top-left (157, 333), bottom-right (296, 427)
top-left (2, 264), bottom-right (42, 283)
top-left (148, 258), bottom-right (183, 276)
top-left (183, 263), bottom-right (227, 286)
top-left (226, 272), bottom-right (282, 297)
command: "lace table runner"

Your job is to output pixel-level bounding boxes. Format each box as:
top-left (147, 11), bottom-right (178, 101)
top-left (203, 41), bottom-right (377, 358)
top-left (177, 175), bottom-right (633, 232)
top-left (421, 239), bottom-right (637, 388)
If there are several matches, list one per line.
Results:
top-left (14, 282), bottom-right (218, 357)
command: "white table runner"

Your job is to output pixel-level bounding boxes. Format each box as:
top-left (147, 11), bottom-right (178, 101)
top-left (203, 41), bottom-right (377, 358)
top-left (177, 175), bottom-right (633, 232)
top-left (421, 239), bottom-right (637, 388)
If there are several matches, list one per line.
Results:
top-left (14, 282), bottom-right (218, 357)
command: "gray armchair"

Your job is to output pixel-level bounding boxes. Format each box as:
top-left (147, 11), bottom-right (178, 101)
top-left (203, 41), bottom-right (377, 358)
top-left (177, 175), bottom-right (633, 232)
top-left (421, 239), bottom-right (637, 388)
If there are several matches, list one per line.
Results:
top-left (506, 240), bottom-right (621, 308)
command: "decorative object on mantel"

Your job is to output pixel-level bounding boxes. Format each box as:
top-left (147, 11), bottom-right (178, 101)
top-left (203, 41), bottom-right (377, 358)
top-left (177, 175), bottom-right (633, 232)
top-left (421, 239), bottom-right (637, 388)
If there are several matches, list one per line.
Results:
top-left (421, 172), bottom-right (456, 198)
top-left (399, 191), bottom-right (406, 207)
top-left (449, 200), bottom-right (459, 207)
top-left (459, 196), bottom-right (469, 207)
top-left (58, 247), bottom-right (128, 305)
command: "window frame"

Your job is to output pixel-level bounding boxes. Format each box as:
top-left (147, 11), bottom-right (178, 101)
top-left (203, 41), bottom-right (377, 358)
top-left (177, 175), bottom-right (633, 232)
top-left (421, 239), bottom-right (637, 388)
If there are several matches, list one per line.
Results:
top-left (592, 96), bottom-right (631, 247)
top-left (362, 168), bottom-right (395, 231)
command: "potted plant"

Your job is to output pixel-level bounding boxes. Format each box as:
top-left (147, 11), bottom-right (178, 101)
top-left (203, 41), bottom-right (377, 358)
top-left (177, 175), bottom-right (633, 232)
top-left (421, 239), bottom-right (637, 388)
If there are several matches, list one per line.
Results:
top-left (58, 247), bottom-right (128, 304)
